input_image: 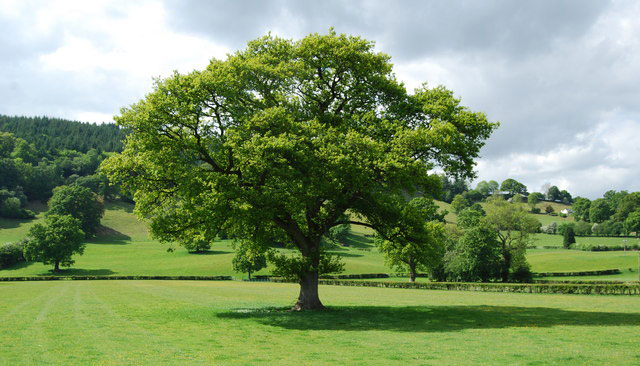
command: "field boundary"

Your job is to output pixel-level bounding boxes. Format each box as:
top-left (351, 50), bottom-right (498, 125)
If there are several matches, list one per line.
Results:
top-left (268, 278), bottom-right (640, 295)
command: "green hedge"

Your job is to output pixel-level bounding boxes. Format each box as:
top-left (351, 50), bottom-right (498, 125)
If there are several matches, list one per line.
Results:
top-left (0, 275), bottom-right (233, 282)
top-left (533, 269), bottom-right (621, 277)
top-left (269, 278), bottom-right (640, 295)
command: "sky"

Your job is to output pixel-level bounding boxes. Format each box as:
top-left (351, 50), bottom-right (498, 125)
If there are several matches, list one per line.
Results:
top-left (1, 0), bottom-right (639, 199)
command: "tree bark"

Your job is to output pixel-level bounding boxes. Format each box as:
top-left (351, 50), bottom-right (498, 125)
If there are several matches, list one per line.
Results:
top-left (54, 261), bottom-right (60, 272)
top-left (293, 271), bottom-right (325, 311)
top-left (501, 249), bottom-right (511, 282)
top-left (409, 257), bottom-right (417, 282)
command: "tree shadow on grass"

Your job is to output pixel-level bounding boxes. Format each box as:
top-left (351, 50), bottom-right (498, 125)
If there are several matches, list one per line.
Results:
top-left (341, 233), bottom-right (374, 249)
top-left (217, 305), bottom-right (640, 333)
top-left (88, 225), bottom-right (132, 244)
top-left (327, 251), bottom-right (363, 258)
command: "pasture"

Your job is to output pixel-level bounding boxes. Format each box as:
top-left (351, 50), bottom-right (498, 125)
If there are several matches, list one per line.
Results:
top-left (1, 201), bottom-right (639, 282)
top-left (2, 280), bottom-right (640, 365)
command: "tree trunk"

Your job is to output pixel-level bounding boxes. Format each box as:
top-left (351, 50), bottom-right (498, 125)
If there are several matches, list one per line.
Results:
top-left (54, 261), bottom-right (60, 272)
top-left (293, 271), bottom-right (325, 311)
top-left (502, 250), bottom-right (511, 282)
top-left (248, 267), bottom-right (252, 281)
top-left (409, 257), bottom-right (417, 282)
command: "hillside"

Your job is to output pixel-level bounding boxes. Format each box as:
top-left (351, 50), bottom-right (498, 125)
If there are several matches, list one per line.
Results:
top-left (1, 200), bottom-right (638, 281)
top-left (0, 115), bottom-right (126, 153)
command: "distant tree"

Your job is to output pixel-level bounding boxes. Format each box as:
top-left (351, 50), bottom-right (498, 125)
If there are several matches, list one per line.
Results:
top-left (483, 197), bottom-right (540, 282)
top-left (376, 197), bottom-right (447, 282)
top-left (440, 175), bottom-right (470, 203)
top-left (500, 178), bottom-right (527, 196)
top-left (476, 180), bottom-right (499, 197)
top-left (462, 189), bottom-right (484, 203)
top-left (571, 197), bottom-right (591, 222)
top-left (23, 215), bottom-right (85, 272)
top-left (589, 198), bottom-right (613, 224)
top-left (563, 226), bottom-right (576, 249)
top-left (443, 222), bottom-right (502, 282)
top-left (451, 194), bottom-right (471, 214)
top-left (559, 190), bottom-right (573, 204)
top-left (326, 223), bottom-right (351, 244)
top-left (528, 192), bottom-right (543, 210)
top-left (624, 210), bottom-right (640, 237)
top-left (457, 205), bottom-right (485, 229)
top-left (546, 186), bottom-right (560, 201)
top-left (614, 192), bottom-right (640, 222)
top-left (542, 222), bottom-right (557, 234)
top-left (232, 241), bottom-right (268, 280)
top-left (573, 221), bottom-right (592, 236)
top-left (47, 185), bottom-right (105, 237)
top-left (603, 190), bottom-right (628, 212)
top-left (545, 205), bottom-right (554, 214)
top-left (180, 237), bottom-right (212, 253)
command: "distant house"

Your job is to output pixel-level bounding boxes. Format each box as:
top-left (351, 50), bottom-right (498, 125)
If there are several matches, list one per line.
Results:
top-left (560, 208), bottom-right (573, 215)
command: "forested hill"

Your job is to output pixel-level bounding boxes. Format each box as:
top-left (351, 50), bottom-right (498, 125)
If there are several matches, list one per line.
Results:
top-left (0, 115), bottom-right (126, 153)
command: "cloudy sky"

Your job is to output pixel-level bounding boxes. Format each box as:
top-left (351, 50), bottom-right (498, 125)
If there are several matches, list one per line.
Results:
top-left (1, 0), bottom-right (639, 198)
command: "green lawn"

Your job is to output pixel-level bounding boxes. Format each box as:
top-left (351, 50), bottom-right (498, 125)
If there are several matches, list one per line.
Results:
top-left (2, 201), bottom-right (639, 282)
top-left (2, 280), bottom-right (640, 365)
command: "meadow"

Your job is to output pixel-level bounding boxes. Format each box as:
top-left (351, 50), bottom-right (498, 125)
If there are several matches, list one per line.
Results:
top-left (2, 201), bottom-right (639, 281)
top-left (2, 280), bottom-right (640, 365)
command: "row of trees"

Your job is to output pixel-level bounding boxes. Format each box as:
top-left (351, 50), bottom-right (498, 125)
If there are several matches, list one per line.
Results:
top-left (0, 115), bottom-right (126, 153)
top-left (374, 196), bottom-right (539, 283)
top-left (0, 130), bottom-right (123, 219)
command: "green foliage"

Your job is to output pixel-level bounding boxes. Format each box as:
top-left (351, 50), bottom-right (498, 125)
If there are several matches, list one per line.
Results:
top-left (571, 197), bottom-right (591, 222)
top-left (450, 194), bottom-right (471, 214)
top-left (589, 198), bottom-right (613, 223)
top-left (475, 180), bottom-right (499, 197)
top-left (48, 185), bottom-right (104, 237)
top-left (624, 210), bottom-right (640, 237)
top-left (500, 178), bottom-right (527, 196)
top-left (457, 206), bottom-right (485, 229)
top-left (563, 226), bottom-right (576, 249)
top-left (232, 241), bottom-right (268, 279)
top-left (0, 115), bottom-right (126, 153)
top-left (438, 175), bottom-right (469, 203)
top-left (573, 220), bottom-right (592, 236)
top-left (483, 196), bottom-right (539, 282)
top-left (326, 223), bottom-right (351, 244)
top-left (101, 31), bottom-right (496, 307)
top-left (546, 185), bottom-right (560, 201)
top-left (528, 192), bottom-right (543, 207)
top-left (615, 192), bottom-right (640, 222)
top-left (267, 251), bottom-right (345, 281)
top-left (0, 240), bottom-right (26, 268)
top-left (443, 223), bottom-right (502, 282)
top-left (23, 214), bottom-right (85, 271)
top-left (545, 204), bottom-right (554, 214)
top-left (180, 238), bottom-right (212, 253)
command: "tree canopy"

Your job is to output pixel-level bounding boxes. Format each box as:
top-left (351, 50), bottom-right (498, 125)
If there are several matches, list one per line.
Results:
top-left (24, 214), bottom-right (85, 272)
top-left (101, 31), bottom-right (496, 310)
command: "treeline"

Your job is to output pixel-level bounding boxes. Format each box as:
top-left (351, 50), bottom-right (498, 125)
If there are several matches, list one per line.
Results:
top-left (0, 115), bottom-right (126, 153)
top-left (542, 190), bottom-right (640, 238)
top-left (438, 176), bottom-right (573, 214)
top-left (0, 117), bottom-right (127, 219)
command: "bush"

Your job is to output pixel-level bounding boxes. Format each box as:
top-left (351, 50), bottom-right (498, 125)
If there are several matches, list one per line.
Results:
top-left (531, 207), bottom-right (541, 214)
top-left (0, 240), bottom-right (27, 268)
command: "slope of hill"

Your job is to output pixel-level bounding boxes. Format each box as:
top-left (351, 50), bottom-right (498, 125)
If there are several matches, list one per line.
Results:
top-left (0, 115), bottom-right (126, 152)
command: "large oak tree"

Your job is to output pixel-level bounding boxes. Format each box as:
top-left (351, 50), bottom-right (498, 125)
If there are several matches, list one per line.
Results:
top-left (101, 31), bottom-right (496, 310)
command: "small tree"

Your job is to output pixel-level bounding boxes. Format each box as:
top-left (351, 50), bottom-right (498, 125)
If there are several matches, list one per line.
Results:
top-left (545, 205), bottom-right (554, 214)
top-left (181, 237), bottom-right (212, 253)
top-left (375, 196), bottom-right (447, 282)
top-left (528, 192), bottom-right (543, 211)
top-left (232, 241), bottom-right (268, 280)
top-left (563, 226), bottom-right (576, 249)
top-left (23, 214), bottom-right (85, 272)
top-left (444, 223), bottom-right (502, 282)
top-left (48, 185), bottom-right (104, 237)
top-left (451, 194), bottom-right (471, 214)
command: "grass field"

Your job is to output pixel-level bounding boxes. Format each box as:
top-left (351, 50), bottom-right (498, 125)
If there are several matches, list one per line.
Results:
top-left (2, 280), bottom-right (640, 365)
top-left (2, 201), bottom-right (639, 281)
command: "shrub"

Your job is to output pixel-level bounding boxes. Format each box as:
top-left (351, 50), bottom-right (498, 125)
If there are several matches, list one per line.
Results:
top-left (531, 207), bottom-right (541, 214)
top-left (545, 205), bottom-right (554, 214)
top-left (0, 240), bottom-right (26, 268)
